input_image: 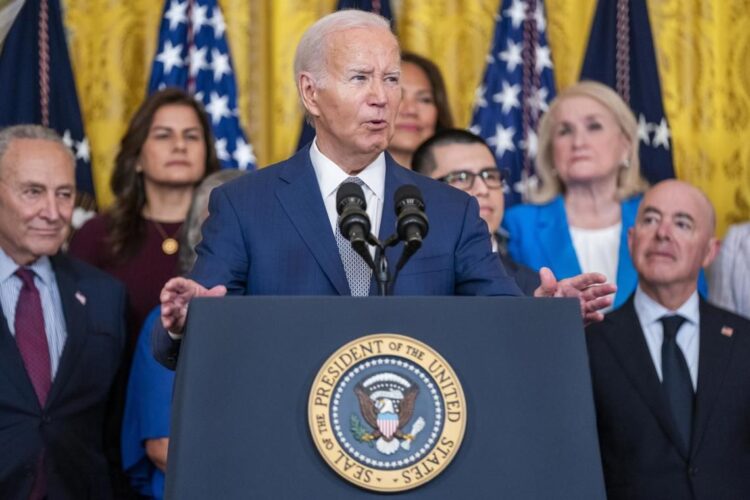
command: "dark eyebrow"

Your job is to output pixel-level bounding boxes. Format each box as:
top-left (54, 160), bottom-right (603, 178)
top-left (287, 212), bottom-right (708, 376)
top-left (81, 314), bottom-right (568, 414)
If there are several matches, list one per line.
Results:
top-left (150, 125), bottom-right (201, 133)
top-left (641, 206), bottom-right (662, 217)
top-left (673, 211), bottom-right (696, 224)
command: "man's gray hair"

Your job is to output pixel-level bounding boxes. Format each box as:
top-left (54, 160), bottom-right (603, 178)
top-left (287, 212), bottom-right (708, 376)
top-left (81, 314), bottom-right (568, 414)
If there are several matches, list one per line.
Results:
top-left (294, 9), bottom-right (392, 86)
top-left (0, 124), bottom-right (75, 169)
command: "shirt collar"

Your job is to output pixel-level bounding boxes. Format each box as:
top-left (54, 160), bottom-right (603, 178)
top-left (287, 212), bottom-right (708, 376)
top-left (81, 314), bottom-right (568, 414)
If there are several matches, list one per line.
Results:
top-left (310, 138), bottom-right (385, 202)
top-left (0, 246), bottom-right (54, 286)
top-left (634, 285), bottom-right (700, 327)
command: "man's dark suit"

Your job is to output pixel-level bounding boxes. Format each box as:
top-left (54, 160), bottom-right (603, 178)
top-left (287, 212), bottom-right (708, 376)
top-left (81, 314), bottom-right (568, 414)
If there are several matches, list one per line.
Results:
top-left (0, 254), bottom-right (126, 499)
top-left (498, 252), bottom-right (539, 296)
top-left (585, 297), bottom-right (750, 500)
top-left (154, 146), bottom-right (522, 368)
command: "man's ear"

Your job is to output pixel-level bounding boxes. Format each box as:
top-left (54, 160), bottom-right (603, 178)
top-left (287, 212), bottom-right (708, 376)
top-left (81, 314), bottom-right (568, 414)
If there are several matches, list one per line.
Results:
top-left (702, 237), bottom-right (721, 268)
top-left (298, 72), bottom-right (320, 118)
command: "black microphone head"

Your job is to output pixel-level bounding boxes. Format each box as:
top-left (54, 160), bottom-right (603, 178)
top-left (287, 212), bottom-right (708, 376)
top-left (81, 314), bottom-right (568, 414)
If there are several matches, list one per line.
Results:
top-left (336, 181), bottom-right (367, 215)
top-left (394, 184), bottom-right (429, 243)
top-left (394, 184), bottom-right (424, 214)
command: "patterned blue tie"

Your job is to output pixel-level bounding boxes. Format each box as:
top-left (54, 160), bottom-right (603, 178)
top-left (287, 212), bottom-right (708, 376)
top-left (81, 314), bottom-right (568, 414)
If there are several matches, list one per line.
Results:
top-left (335, 177), bottom-right (372, 296)
top-left (660, 314), bottom-right (693, 451)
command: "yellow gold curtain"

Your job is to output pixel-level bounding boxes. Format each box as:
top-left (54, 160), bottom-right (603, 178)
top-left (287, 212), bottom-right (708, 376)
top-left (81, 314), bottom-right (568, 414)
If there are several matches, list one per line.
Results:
top-left (649, 0), bottom-right (750, 235)
top-left (64, 0), bottom-right (749, 234)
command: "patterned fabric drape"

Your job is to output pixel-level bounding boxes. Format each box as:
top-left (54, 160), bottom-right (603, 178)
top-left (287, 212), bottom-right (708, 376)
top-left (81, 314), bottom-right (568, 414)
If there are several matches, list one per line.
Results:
top-left (60, 0), bottom-right (749, 234)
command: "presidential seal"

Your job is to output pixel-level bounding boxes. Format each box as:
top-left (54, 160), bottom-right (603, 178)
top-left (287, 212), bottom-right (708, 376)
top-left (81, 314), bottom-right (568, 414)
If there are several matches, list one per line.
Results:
top-left (308, 334), bottom-right (466, 493)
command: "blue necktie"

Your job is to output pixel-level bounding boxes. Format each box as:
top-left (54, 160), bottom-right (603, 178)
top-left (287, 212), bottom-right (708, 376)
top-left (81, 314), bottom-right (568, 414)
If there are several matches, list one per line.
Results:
top-left (335, 177), bottom-right (372, 296)
top-left (660, 314), bottom-right (693, 450)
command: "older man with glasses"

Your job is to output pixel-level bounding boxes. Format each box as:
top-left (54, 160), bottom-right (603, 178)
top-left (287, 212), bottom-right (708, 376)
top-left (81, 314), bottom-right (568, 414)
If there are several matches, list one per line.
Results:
top-left (412, 128), bottom-right (540, 294)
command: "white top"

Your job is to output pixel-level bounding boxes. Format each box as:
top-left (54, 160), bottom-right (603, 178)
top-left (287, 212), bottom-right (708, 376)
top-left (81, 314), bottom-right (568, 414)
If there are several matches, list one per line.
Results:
top-left (310, 138), bottom-right (385, 258)
top-left (569, 222), bottom-right (621, 287)
top-left (634, 286), bottom-right (700, 390)
top-left (709, 222), bottom-right (750, 319)
top-left (0, 246), bottom-right (68, 378)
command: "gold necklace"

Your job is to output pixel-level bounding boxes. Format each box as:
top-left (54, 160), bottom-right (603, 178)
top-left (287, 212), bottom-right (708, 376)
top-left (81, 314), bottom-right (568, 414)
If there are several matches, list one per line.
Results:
top-left (152, 221), bottom-right (180, 255)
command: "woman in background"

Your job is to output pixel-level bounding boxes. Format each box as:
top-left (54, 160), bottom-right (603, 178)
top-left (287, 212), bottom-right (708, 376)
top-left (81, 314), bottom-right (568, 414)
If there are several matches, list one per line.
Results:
top-left (503, 81), bottom-right (648, 309)
top-left (709, 222), bottom-right (750, 319)
top-left (387, 52), bottom-right (453, 168)
top-left (69, 88), bottom-right (220, 348)
top-left (121, 169), bottom-right (246, 499)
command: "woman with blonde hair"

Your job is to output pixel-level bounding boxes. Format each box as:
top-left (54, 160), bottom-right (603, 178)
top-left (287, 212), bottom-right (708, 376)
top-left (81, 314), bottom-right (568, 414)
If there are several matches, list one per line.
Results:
top-left (503, 81), bottom-right (648, 309)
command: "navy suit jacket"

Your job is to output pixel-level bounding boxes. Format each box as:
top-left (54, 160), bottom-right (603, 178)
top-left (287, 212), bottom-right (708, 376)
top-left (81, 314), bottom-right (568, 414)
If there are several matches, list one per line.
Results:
top-left (585, 296), bottom-right (750, 500)
top-left (0, 254), bottom-right (126, 500)
top-left (155, 146), bottom-right (521, 368)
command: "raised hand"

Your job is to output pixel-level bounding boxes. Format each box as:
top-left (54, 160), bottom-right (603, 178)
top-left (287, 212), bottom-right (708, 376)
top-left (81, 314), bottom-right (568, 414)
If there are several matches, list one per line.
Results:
top-left (160, 277), bottom-right (227, 334)
top-left (534, 267), bottom-right (616, 325)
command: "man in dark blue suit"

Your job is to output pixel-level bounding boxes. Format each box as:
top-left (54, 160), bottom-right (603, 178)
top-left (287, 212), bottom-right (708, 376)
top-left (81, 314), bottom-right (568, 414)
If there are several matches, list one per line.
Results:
top-left (586, 180), bottom-right (750, 499)
top-left (156, 10), bottom-right (614, 368)
top-left (0, 125), bottom-right (126, 499)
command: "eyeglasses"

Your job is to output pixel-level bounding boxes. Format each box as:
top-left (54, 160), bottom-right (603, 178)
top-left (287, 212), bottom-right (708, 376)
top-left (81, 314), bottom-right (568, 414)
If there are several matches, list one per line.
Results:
top-left (437, 167), bottom-right (507, 190)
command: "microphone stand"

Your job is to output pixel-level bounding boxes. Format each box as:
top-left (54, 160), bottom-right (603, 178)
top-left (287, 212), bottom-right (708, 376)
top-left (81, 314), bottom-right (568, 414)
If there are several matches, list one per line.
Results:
top-left (365, 234), bottom-right (400, 296)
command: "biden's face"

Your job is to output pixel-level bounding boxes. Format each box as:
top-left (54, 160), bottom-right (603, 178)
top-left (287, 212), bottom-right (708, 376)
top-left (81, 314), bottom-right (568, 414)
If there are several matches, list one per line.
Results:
top-left (303, 27), bottom-right (402, 171)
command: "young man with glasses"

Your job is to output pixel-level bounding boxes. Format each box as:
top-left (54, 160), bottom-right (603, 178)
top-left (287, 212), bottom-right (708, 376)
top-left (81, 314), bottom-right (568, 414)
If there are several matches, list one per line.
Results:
top-left (412, 128), bottom-right (540, 294)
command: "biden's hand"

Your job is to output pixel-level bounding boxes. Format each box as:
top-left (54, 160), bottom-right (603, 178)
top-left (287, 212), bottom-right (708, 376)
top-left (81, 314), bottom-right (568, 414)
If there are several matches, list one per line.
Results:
top-left (533, 267), bottom-right (616, 325)
top-left (160, 277), bottom-right (227, 335)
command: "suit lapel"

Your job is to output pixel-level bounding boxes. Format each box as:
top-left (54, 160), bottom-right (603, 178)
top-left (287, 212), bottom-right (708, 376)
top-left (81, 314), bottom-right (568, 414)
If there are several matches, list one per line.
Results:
top-left (603, 299), bottom-right (690, 459)
top-left (613, 199), bottom-right (638, 306)
top-left (276, 147), bottom-right (349, 295)
top-left (374, 158), bottom-right (408, 294)
top-left (690, 299), bottom-right (735, 458)
top-left (45, 254), bottom-right (87, 405)
top-left (0, 307), bottom-right (40, 409)
top-left (538, 196), bottom-right (581, 277)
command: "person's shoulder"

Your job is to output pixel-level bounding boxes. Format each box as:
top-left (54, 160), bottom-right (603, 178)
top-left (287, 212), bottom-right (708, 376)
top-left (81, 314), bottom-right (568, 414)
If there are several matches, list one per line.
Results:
top-left (54, 253), bottom-right (125, 293)
top-left (724, 222), bottom-right (750, 245)
top-left (504, 196), bottom-right (561, 223)
top-left (217, 148), bottom-right (310, 200)
top-left (585, 296), bottom-right (636, 338)
top-left (701, 299), bottom-right (750, 335)
top-left (69, 213), bottom-right (110, 245)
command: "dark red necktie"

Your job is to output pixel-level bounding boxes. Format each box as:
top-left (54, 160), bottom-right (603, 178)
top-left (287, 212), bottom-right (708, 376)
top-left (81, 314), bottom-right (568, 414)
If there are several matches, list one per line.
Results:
top-left (14, 268), bottom-right (51, 406)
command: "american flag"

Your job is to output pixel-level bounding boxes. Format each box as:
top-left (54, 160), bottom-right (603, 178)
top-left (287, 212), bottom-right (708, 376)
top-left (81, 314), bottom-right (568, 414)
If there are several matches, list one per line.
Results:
top-left (580, 0), bottom-right (674, 184)
top-left (148, 0), bottom-right (256, 171)
top-left (0, 0), bottom-right (94, 196)
top-left (470, 0), bottom-right (556, 207)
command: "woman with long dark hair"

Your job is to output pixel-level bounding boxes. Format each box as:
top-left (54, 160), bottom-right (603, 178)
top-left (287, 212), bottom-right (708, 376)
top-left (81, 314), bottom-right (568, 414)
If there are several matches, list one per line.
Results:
top-left (70, 88), bottom-right (220, 347)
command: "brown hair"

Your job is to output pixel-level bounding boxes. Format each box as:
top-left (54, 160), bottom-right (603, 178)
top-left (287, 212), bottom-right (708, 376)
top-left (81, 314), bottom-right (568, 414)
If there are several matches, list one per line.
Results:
top-left (107, 88), bottom-right (220, 261)
top-left (401, 52), bottom-right (454, 131)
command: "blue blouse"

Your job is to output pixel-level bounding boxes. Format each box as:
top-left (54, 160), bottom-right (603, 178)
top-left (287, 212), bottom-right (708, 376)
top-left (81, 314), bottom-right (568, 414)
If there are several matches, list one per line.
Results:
top-left (121, 307), bottom-right (174, 499)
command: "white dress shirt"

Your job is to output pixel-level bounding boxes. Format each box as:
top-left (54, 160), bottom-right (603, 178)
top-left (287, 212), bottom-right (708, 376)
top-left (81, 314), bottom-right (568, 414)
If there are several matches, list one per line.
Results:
top-left (634, 285), bottom-right (700, 390)
top-left (310, 138), bottom-right (385, 258)
top-left (0, 247), bottom-right (68, 378)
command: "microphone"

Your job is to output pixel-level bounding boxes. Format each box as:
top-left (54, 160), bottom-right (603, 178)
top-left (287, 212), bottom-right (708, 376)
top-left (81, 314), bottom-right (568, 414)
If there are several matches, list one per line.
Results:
top-left (394, 185), bottom-right (429, 272)
top-left (336, 181), bottom-right (374, 267)
top-left (394, 184), bottom-right (429, 250)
